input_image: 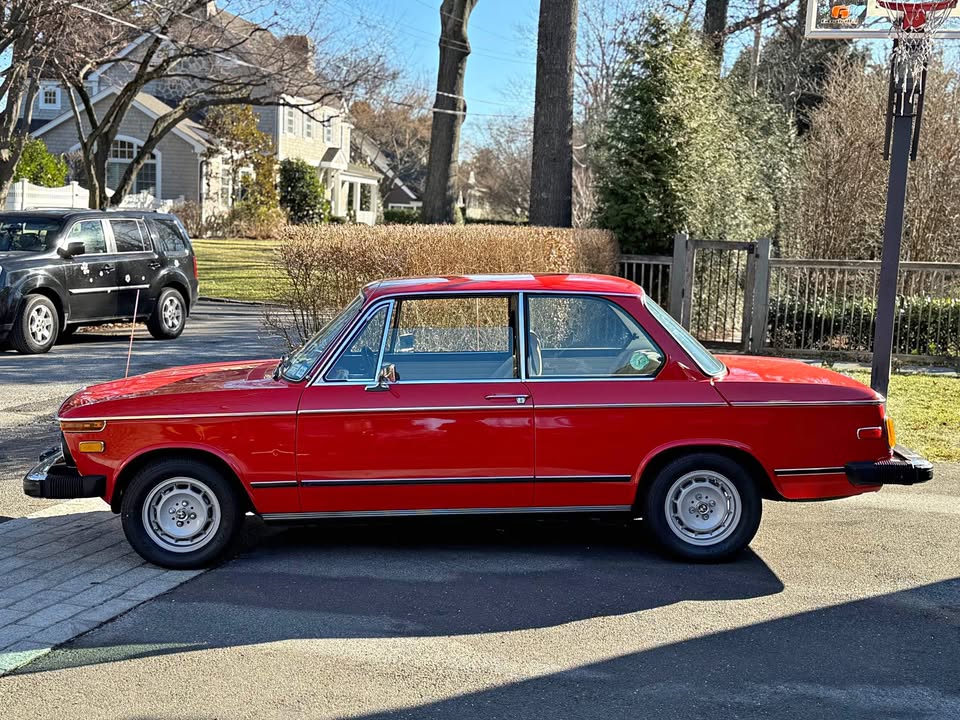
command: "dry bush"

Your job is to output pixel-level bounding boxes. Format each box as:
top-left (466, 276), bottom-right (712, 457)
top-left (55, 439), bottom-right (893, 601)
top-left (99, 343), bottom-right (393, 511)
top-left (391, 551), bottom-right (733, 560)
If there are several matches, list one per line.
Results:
top-left (782, 57), bottom-right (960, 262)
top-left (264, 223), bottom-right (620, 347)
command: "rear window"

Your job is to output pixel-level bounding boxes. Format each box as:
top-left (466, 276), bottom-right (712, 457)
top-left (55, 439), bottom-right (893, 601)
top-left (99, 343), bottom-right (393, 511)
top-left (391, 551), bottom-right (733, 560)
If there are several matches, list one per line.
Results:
top-left (152, 219), bottom-right (188, 253)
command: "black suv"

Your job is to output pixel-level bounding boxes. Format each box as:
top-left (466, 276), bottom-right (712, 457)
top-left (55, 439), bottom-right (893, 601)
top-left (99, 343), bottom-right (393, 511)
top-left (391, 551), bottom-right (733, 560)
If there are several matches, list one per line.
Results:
top-left (0, 210), bottom-right (200, 354)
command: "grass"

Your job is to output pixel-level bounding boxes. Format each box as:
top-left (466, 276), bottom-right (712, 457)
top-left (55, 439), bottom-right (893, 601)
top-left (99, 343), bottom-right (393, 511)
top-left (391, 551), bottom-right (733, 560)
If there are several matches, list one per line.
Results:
top-left (192, 237), bottom-right (282, 303)
top-left (845, 371), bottom-right (960, 462)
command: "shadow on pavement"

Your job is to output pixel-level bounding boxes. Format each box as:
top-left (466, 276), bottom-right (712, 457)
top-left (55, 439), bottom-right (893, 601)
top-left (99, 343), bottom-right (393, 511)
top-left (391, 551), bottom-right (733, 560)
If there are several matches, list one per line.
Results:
top-left (17, 515), bottom-right (784, 673)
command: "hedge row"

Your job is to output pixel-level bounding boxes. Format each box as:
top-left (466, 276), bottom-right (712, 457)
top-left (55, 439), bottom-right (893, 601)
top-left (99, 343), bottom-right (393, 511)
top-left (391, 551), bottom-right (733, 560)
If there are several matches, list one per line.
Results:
top-left (265, 224), bottom-right (620, 347)
top-left (768, 295), bottom-right (960, 357)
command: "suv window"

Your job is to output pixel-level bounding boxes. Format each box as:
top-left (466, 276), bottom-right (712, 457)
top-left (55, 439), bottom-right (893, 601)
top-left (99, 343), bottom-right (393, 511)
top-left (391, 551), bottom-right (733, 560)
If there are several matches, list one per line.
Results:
top-left (152, 219), bottom-right (187, 253)
top-left (526, 295), bottom-right (663, 378)
top-left (110, 219), bottom-right (148, 252)
top-left (382, 296), bottom-right (517, 381)
top-left (66, 220), bottom-right (107, 254)
top-left (0, 217), bottom-right (62, 252)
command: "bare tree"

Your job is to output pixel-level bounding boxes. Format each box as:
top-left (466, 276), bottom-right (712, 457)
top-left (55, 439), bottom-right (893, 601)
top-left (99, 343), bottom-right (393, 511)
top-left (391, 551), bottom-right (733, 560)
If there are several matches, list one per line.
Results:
top-left (464, 114), bottom-right (534, 220)
top-left (529, 0), bottom-right (579, 227)
top-left (422, 0), bottom-right (479, 224)
top-left (0, 0), bottom-right (68, 205)
top-left (50, 0), bottom-right (386, 208)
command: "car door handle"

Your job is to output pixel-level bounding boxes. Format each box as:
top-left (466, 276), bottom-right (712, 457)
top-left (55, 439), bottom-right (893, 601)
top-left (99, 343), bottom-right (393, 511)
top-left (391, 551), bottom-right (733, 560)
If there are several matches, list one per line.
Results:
top-left (485, 394), bottom-right (530, 405)
top-left (149, 262), bottom-right (161, 269)
top-left (102, 264), bottom-right (115, 272)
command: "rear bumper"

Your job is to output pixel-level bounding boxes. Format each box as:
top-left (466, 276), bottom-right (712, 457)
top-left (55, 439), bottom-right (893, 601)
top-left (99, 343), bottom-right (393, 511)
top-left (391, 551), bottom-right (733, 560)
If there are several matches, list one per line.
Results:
top-left (23, 447), bottom-right (106, 499)
top-left (846, 445), bottom-right (934, 487)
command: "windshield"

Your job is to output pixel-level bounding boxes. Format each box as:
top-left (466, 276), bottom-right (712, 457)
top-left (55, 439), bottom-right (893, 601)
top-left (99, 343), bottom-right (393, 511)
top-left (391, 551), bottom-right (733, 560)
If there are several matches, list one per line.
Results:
top-left (644, 296), bottom-right (726, 377)
top-left (0, 218), bottom-right (62, 253)
top-left (279, 295), bottom-right (365, 382)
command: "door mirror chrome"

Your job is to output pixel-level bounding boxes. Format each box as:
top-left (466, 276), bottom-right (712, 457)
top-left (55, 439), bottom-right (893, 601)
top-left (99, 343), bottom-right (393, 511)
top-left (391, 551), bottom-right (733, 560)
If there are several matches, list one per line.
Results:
top-left (58, 241), bottom-right (86, 259)
top-left (366, 363), bottom-right (398, 392)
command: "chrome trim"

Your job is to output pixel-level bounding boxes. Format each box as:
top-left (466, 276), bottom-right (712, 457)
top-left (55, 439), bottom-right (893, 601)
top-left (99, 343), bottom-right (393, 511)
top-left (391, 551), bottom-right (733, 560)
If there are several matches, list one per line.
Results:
top-left (261, 505), bottom-right (634, 521)
top-left (298, 405), bottom-right (530, 415)
top-left (69, 284), bottom-right (150, 295)
top-left (774, 467), bottom-right (846, 476)
top-left (732, 400), bottom-right (884, 407)
top-left (314, 299), bottom-right (394, 386)
top-left (250, 480), bottom-right (299, 488)
top-left (857, 426), bottom-right (884, 439)
top-left (485, 393), bottom-right (529, 404)
top-left (537, 475), bottom-right (632, 483)
top-left (54, 411), bottom-right (297, 422)
top-left (373, 288), bottom-right (641, 301)
top-left (374, 299), bottom-right (396, 379)
top-left (302, 476), bottom-right (535, 487)
top-left (524, 375), bottom-right (659, 383)
top-left (518, 290), bottom-right (528, 381)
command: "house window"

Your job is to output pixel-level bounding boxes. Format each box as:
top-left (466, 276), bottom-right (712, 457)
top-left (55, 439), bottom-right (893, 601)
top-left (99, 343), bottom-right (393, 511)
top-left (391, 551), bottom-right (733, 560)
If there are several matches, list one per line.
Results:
top-left (285, 107), bottom-right (297, 135)
top-left (304, 115), bottom-right (314, 139)
top-left (106, 139), bottom-right (158, 197)
top-left (39, 85), bottom-right (61, 110)
top-left (324, 118), bottom-right (333, 144)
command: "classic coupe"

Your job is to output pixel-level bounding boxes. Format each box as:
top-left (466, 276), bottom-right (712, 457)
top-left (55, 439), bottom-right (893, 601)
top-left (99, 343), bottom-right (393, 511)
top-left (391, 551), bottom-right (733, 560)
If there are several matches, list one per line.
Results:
top-left (24, 274), bottom-right (933, 568)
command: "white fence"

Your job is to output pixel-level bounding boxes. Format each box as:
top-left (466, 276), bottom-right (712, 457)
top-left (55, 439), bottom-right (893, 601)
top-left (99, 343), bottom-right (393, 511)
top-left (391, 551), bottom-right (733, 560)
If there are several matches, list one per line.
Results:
top-left (4, 179), bottom-right (182, 212)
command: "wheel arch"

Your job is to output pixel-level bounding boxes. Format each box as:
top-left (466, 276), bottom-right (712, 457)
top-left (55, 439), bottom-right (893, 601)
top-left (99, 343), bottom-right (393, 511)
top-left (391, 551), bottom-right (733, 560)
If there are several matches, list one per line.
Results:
top-left (110, 446), bottom-right (255, 514)
top-left (153, 271), bottom-right (192, 314)
top-left (634, 441), bottom-right (781, 509)
top-left (23, 285), bottom-right (67, 330)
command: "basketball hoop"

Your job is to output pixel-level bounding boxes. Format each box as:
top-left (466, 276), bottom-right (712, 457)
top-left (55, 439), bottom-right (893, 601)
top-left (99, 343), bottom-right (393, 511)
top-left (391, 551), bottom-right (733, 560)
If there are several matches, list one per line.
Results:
top-left (878, 0), bottom-right (958, 86)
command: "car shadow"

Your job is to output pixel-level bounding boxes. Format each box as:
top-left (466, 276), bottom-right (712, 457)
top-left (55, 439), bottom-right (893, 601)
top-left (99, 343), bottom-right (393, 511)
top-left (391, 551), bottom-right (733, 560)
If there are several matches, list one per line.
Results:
top-left (15, 514), bottom-right (785, 674)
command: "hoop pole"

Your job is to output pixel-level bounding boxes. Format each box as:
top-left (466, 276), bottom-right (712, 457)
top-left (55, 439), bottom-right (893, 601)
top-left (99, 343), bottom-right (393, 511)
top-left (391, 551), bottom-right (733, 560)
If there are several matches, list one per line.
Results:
top-left (871, 50), bottom-right (919, 397)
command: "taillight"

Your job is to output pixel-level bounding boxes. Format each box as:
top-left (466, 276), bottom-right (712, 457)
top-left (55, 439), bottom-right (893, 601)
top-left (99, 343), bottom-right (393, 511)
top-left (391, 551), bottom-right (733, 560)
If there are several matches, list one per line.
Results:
top-left (192, 255), bottom-right (199, 279)
top-left (885, 417), bottom-right (897, 448)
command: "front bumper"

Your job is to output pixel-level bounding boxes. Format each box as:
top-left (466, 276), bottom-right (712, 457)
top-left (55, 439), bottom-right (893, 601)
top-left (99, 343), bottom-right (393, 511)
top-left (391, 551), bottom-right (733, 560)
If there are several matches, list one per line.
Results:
top-left (846, 445), bottom-right (934, 487)
top-left (23, 447), bottom-right (106, 499)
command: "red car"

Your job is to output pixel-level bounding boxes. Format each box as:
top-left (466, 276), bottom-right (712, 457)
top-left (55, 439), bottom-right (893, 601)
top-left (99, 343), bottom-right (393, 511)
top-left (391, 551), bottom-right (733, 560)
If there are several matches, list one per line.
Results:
top-left (24, 274), bottom-right (932, 568)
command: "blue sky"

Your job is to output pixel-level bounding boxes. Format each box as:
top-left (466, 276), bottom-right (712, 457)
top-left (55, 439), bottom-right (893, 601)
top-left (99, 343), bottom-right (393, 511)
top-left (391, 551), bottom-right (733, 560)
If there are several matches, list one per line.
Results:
top-left (324, 0), bottom-right (540, 141)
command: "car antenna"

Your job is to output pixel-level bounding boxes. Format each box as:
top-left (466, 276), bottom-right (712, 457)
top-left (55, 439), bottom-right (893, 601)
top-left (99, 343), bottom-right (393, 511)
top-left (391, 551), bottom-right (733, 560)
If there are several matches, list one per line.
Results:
top-left (124, 290), bottom-right (141, 379)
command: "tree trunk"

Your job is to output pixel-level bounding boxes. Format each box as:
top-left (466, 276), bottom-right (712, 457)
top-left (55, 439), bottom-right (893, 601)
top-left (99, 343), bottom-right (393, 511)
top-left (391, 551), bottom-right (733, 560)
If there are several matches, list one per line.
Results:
top-left (529, 0), bottom-right (578, 228)
top-left (422, 0), bottom-right (478, 224)
top-left (703, 0), bottom-right (730, 59)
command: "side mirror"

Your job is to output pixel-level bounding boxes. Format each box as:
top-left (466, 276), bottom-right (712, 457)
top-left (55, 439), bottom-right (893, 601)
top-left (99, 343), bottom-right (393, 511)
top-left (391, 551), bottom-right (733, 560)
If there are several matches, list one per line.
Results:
top-left (366, 363), bottom-right (398, 392)
top-left (58, 241), bottom-right (86, 259)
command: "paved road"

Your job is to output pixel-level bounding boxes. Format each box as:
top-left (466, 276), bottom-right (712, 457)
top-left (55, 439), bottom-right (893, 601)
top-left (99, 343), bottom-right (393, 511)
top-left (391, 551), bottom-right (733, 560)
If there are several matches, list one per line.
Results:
top-left (2, 471), bottom-right (958, 719)
top-left (0, 302), bottom-right (284, 520)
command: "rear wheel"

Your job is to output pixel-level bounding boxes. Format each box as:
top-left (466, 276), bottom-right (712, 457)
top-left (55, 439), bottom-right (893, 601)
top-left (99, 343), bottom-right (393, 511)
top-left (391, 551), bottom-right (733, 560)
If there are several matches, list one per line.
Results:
top-left (120, 458), bottom-right (243, 569)
top-left (642, 453), bottom-right (762, 561)
top-left (147, 287), bottom-right (186, 340)
top-left (10, 294), bottom-right (59, 354)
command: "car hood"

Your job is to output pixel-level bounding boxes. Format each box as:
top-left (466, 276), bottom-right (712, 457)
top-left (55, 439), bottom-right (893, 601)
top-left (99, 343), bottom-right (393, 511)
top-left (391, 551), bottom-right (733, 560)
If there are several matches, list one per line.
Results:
top-left (58, 359), bottom-right (296, 419)
top-left (0, 251), bottom-right (50, 269)
top-left (713, 355), bottom-right (883, 405)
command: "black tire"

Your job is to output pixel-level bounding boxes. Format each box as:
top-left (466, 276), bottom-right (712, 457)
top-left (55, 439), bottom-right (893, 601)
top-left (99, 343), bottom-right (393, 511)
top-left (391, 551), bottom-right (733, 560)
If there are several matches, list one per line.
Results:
top-left (120, 458), bottom-right (244, 569)
top-left (147, 287), bottom-right (186, 340)
top-left (9, 294), bottom-right (59, 354)
top-left (641, 453), bottom-right (762, 562)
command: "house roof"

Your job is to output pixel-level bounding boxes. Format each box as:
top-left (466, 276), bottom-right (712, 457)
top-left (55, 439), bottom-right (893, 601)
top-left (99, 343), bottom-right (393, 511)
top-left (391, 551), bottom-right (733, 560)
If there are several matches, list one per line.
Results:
top-left (344, 163), bottom-right (382, 181)
top-left (363, 274), bottom-right (643, 301)
top-left (31, 89), bottom-right (211, 152)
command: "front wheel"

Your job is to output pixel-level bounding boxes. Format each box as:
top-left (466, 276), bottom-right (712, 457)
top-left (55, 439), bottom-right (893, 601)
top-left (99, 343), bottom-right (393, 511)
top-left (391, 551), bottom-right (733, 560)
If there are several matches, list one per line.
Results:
top-left (642, 453), bottom-right (762, 562)
top-left (147, 287), bottom-right (186, 340)
top-left (10, 294), bottom-right (59, 354)
top-left (120, 459), bottom-right (243, 569)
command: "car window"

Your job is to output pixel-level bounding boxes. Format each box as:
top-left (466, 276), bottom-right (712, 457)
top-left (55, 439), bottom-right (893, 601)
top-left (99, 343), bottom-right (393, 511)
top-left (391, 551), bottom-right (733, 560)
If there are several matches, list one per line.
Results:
top-left (326, 304), bottom-right (390, 382)
top-left (526, 295), bottom-right (663, 378)
top-left (381, 296), bottom-right (517, 381)
top-left (152, 219), bottom-right (187, 253)
top-left (644, 296), bottom-right (725, 377)
top-left (67, 220), bottom-right (107, 255)
top-left (110, 219), bottom-right (148, 252)
top-left (0, 217), bottom-right (62, 253)
top-left (280, 295), bottom-right (365, 382)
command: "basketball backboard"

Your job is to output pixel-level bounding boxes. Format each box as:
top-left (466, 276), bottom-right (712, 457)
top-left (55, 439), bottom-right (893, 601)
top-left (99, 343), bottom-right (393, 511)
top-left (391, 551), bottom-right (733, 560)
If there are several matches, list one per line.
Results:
top-left (805, 0), bottom-right (960, 38)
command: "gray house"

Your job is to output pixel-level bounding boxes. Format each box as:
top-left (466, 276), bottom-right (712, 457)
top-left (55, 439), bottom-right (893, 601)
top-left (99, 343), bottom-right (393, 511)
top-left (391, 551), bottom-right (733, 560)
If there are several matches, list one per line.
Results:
top-left (25, 4), bottom-right (381, 224)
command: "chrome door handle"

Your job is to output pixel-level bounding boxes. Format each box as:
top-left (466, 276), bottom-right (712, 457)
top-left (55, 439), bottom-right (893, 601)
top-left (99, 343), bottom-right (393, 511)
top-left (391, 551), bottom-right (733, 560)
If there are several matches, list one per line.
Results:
top-left (485, 394), bottom-right (529, 405)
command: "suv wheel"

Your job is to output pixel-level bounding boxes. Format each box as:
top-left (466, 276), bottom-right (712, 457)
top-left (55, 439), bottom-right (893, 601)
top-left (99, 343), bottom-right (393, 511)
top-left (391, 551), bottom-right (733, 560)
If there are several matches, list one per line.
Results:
top-left (121, 458), bottom-right (243, 569)
top-left (147, 287), bottom-right (186, 340)
top-left (10, 295), bottom-right (59, 354)
top-left (642, 453), bottom-right (762, 562)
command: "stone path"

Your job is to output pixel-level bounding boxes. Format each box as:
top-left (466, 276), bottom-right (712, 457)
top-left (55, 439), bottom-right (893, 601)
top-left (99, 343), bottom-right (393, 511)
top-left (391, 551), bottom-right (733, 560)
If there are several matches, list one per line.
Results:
top-left (0, 498), bottom-right (201, 675)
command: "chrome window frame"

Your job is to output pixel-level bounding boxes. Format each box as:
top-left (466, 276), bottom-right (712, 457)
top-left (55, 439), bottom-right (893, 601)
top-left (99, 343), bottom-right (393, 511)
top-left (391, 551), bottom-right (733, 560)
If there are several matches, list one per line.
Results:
top-left (641, 294), bottom-right (726, 378)
top-left (519, 292), bottom-right (666, 383)
top-left (321, 299), bottom-right (396, 385)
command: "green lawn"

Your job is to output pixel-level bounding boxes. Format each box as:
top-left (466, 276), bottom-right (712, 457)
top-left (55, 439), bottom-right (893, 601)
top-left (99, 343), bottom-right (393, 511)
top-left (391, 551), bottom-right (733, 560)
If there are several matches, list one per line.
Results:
top-left (845, 371), bottom-right (960, 462)
top-left (192, 237), bottom-right (282, 303)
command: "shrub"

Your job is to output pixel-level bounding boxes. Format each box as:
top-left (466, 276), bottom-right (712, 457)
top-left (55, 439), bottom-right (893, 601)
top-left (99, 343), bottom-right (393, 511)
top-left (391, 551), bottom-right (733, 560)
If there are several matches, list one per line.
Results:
top-left (382, 208), bottom-right (421, 224)
top-left (224, 203), bottom-right (287, 239)
top-left (14, 138), bottom-right (68, 187)
top-left (264, 224), bottom-right (620, 347)
top-left (278, 159), bottom-right (329, 225)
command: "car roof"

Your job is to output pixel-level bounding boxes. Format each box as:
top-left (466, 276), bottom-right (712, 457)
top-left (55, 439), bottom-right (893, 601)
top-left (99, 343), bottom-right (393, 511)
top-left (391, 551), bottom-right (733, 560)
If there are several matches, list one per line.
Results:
top-left (0, 209), bottom-right (175, 221)
top-left (363, 273), bottom-right (644, 300)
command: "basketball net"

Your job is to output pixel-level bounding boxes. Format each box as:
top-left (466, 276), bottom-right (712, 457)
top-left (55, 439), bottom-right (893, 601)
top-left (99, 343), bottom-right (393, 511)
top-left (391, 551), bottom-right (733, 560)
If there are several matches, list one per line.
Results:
top-left (879, 0), bottom-right (957, 87)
